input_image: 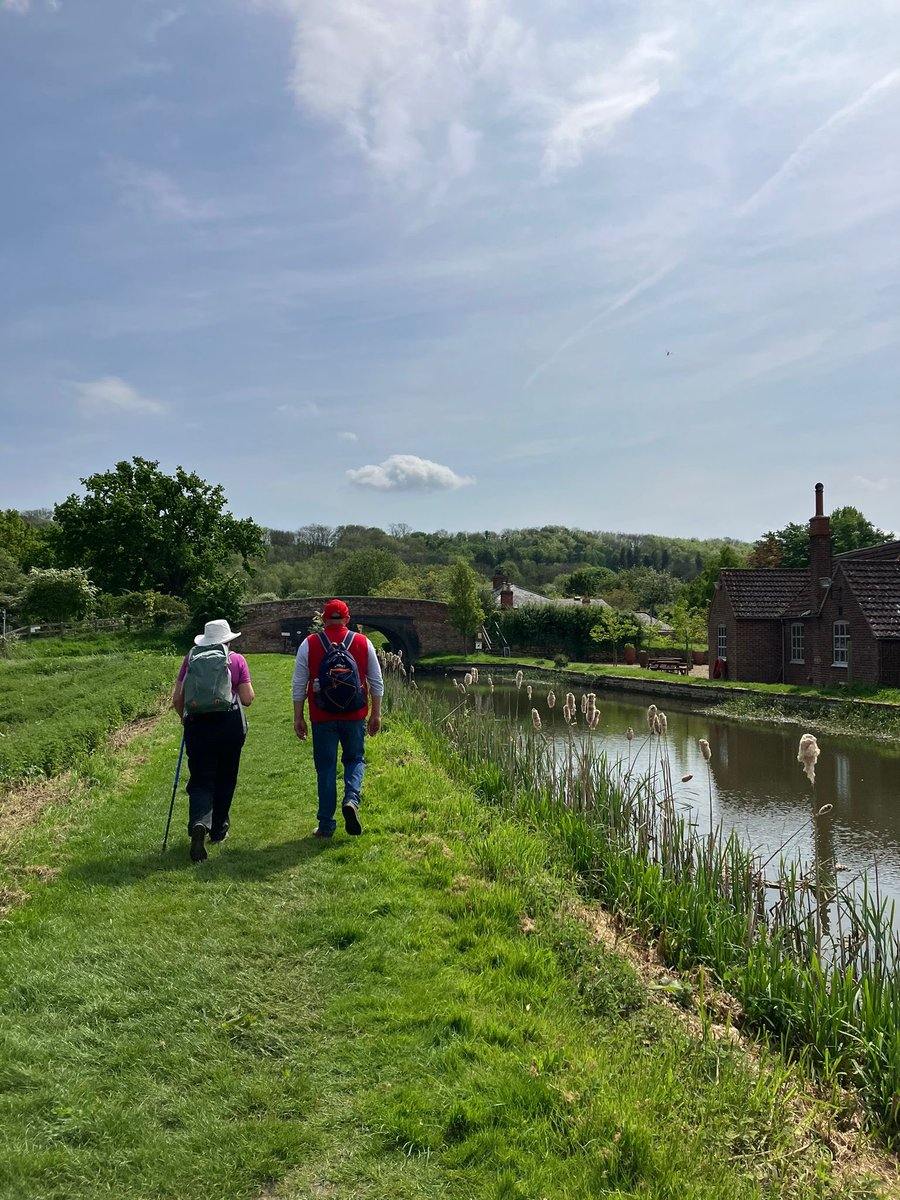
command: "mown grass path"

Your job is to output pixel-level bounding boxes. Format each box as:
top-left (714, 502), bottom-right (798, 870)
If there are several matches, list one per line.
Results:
top-left (0, 656), bottom-right (887, 1199)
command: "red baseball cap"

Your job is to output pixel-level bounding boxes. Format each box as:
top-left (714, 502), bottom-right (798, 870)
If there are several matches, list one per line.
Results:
top-left (323, 599), bottom-right (350, 622)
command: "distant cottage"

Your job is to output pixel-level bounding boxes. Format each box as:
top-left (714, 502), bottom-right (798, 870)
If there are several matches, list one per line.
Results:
top-left (708, 484), bottom-right (900, 687)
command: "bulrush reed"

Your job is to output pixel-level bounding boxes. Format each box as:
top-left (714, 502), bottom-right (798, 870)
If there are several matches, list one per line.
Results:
top-left (384, 669), bottom-right (900, 1143)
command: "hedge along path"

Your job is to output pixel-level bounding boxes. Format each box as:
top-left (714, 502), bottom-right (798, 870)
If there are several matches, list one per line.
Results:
top-left (0, 655), bottom-right (889, 1200)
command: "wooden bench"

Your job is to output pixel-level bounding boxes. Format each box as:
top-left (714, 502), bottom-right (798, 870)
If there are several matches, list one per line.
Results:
top-left (647, 657), bottom-right (689, 675)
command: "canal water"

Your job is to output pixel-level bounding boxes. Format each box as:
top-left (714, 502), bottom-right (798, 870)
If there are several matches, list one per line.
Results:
top-left (420, 674), bottom-right (900, 913)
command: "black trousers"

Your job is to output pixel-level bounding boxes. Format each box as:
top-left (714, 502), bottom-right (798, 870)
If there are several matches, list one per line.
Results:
top-left (183, 707), bottom-right (246, 835)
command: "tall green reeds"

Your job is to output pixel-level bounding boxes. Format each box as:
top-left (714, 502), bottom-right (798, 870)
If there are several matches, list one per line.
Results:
top-left (383, 665), bottom-right (900, 1143)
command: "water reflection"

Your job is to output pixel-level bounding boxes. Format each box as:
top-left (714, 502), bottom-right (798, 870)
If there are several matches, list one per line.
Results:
top-left (422, 676), bottom-right (900, 912)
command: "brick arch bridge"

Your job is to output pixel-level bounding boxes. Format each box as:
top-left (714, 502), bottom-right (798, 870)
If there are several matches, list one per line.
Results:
top-left (239, 597), bottom-right (463, 662)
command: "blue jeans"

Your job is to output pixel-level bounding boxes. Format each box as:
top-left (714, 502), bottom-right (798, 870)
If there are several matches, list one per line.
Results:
top-left (310, 719), bottom-right (366, 833)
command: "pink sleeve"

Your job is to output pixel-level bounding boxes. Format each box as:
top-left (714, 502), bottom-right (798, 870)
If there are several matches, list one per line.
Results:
top-left (177, 654), bottom-right (189, 683)
top-left (229, 653), bottom-right (251, 687)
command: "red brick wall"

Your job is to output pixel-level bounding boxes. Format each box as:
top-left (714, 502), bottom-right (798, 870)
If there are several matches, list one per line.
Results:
top-left (816, 576), bottom-right (879, 685)
top-left (880, 641), bottom-right (900, 688)
top-left (707, 587), bottom-right (736, 677)
top-left (239, 596), bottom-right (463, 659)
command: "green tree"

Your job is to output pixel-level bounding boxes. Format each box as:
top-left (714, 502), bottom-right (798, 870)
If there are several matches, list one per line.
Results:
top-left (188, 572), bottom-right (246, 629)
top-left (0, 509), bottom-right (54, 570)
top-left (447, 560), bottom-right (485, 640)
top-left (683, 546), bottom-right (746, 607)
top-left (659, 599), bottom-right (707, 662)
top-left (22, 567), bottom-right (97, 623)
top-left (756, 506), bottom-right (892, 569)
top-left (0, 550), bottom-right (27, 615)
top-left (331, 549), bottom-right (404, 596)
top-left (52, 458), bottom-right (264, 603)
top-left (560, 565), bottom-right (618, 598)
top-left (589, 608), bottom-right (640, 665)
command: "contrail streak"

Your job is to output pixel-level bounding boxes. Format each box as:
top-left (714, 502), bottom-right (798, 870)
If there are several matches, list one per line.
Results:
top-left (738, 69), bottom-right (900, 218)
top-left (523, 259), bottom-right (679, 391)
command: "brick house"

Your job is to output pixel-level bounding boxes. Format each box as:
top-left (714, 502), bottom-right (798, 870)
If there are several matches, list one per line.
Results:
top-left (708, 484), bottom-right (900, 687)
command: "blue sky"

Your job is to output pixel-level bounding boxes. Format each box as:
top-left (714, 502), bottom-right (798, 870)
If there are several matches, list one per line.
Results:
top-left (1, 0), bottom-right (898, 541)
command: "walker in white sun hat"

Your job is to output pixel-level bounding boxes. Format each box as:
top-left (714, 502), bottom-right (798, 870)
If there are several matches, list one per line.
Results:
top-left (194, 619), bottom-right (242, 647)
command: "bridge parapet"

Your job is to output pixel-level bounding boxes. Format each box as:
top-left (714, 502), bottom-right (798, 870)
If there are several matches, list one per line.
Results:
top-left (240, 596), bottom-right (462, 661)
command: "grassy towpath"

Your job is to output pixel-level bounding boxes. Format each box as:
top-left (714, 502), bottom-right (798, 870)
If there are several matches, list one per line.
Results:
top-left (0, 655), bottom-right (889, 1199)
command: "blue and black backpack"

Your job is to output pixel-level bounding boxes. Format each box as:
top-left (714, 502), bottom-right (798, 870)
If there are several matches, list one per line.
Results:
top-left (313, 631), bottom-right (366, 714)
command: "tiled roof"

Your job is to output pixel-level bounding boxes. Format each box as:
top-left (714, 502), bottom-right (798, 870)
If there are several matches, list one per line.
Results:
top-left (840, 562), bottom-right (900, 638)
top-left (718, 570), bottom-right (807, 619)
top-left (634, 611), bottom-right (676, 634)
top-left (491, 585), bottom-right (611, 609)
top-left (778, 581), bottom-right (816, 620)
top-left (835, 539), bottom-right (900, 563)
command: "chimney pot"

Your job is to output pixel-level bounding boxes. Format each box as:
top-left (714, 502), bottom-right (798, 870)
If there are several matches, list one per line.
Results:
top-left (815, 482), bottom-right (824, 517)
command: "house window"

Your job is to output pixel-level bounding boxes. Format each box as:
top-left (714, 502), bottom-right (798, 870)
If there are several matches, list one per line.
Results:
top-left (833, 620), bottom-right (849, 666)
top-left (790, 622), bottom-right (804, 663)
top-left (716, 624), bottom-right (726, 661)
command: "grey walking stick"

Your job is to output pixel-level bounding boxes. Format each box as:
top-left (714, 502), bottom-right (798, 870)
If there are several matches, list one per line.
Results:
top-left (161, 732), bottom-right (186, 853)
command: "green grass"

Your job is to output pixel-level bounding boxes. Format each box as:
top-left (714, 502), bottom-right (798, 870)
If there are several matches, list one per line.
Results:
top-left (0, 654), bottom-right (888, 1198)
top-left (0, 650), bottom-right (179, 782)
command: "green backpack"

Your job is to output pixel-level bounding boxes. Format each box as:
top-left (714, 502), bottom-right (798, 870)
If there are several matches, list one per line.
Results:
top-left (183, 644), bottom-right (234, 714)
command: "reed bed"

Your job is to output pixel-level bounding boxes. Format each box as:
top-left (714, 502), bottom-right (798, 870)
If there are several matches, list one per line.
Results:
top-left (383, 663), bottom-right (900, 1143)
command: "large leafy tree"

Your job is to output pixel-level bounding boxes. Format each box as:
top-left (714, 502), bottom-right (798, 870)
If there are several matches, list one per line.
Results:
top-left (752, 506), bottom-right (892, 569)
top-left (331, 549), bottom-right (404, 596)
top-left (52, 458), bottom-right (264, 600)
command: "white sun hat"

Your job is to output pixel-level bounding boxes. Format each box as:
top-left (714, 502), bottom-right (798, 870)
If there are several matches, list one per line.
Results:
top-left (194, 618), bottom-right (242, 647)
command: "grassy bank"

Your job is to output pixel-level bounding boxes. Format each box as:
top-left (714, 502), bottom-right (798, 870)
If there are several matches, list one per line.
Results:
top-left (0, 653), bottom-right (888, 1197)
top-left (0, 633), bottom-right (180, 783)
top-left (386, 670), bottom-right (900, 1146)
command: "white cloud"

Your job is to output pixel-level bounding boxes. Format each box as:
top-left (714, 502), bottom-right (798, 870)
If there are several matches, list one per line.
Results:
top-left (267, 1), bottom-right (675, 185)
top-left (347, 453), bottom-right (474, 491)
top-left (73, 376), bottom-right (165, 416)
top-left (1, 0), bottom-right (31, 11)
top-left (852, 475), bottom-right (898, 495)
top-left (338, 430), bottom-right (358, 441)
top-left (275, 401), bottom-right (320, 418)
top-left (109, 160), bottom-right (219, 224)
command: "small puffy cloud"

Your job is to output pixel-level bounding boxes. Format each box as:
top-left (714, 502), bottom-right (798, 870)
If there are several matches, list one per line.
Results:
top-left (338, 430), bottom-right (358, 441)
top-left (275, 401), bottom-right (320, 418)
top-left (74, 376), bottom-right (164, 416)
top-left (347, 453), bottom-right (474, 492)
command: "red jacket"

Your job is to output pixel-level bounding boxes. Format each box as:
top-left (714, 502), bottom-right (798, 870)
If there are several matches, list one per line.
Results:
top-left (305, 628), bottom-right (371, 722)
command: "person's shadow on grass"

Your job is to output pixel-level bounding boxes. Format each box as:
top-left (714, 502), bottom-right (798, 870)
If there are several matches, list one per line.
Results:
top-left (63, 832), bottom-right (342, 889)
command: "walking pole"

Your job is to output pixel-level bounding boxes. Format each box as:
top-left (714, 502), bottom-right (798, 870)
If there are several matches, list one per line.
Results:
top-left (162, 733), bottom-right (186, 854)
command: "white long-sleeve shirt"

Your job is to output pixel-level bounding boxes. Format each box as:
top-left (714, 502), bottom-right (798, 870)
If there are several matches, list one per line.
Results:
top-left (291, 632), bottom-right (384, 703)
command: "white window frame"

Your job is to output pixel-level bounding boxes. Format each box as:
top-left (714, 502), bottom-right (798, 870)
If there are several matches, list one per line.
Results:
top-left (789, 622), bottom-right (804, 664)
top-left (716, 623), bottom-right (726, 661)
top-left (832, 620), bottom-right (849, 667)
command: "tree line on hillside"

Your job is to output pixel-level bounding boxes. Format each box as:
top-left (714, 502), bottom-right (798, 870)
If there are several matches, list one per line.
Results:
top-left (1, 457), bottom-right (893, 656)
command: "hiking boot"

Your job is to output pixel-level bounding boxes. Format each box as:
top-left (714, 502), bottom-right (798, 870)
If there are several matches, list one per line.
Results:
top-left (209, 824), bottom-right (229, 844)
top-left (189, 823), bottom-right (208, 862)
top-left (342, 800), bottom-right (362, 836)
top-left (312, 827), bottom-right (334, 838)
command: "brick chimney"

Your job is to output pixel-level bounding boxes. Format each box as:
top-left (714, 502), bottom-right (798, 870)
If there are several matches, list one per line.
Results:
top-left (809, 482), bottom-right (832, 609)
top-left (492, 569), bottom-right (508, 591)
top-left (499, 583), bottom-right (514, 610)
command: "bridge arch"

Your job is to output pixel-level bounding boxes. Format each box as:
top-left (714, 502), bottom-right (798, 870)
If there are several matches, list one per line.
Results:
top-left (240, 596), bottom-right (463, 660)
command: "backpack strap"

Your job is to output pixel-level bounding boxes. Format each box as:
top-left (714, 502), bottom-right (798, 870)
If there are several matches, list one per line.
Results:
top-left (316, 631), bottom-right (332, 654)
top-left (342, 630), bottom-right (356, 650)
